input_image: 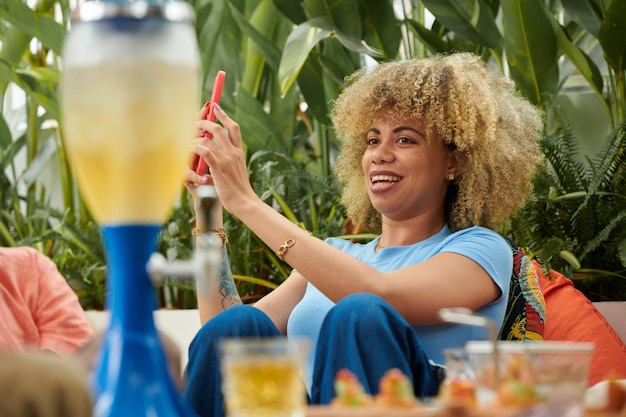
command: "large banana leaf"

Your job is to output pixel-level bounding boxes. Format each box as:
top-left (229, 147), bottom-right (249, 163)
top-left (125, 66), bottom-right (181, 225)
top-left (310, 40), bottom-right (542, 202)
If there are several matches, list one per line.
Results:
top-left (279, 16), bottom-right (382, 97)
top-left (406, 18), bottom-right (453, 55)
top-left (598, 0), bottom-right (626, 76)
top-left (560, 0), bottom-right (603, 39)
top-left (278, 17), bottom-right (333, 96)
top-left (234, 85), bottom-right (276, 151)
top-left (501, 0), bottom-right (558, 107)
top-left (298, 53), bottom-right (331, 125)
top-left (271, 0), bottom-right (307, 24)
top-left (194, 0), bottom-right (232, 103)
top-left (228, 2), bottom-right (282, 72)
top-left (301, 0), bottom-right (361, 40)
top-left (421, 0), bottom-right (503, 51)
top-left (359, 0), bottom-right (402, 60)
top-left (239, 0), bottom-right (280, 96)
top-left (552, 20), bottom-right (605, 105)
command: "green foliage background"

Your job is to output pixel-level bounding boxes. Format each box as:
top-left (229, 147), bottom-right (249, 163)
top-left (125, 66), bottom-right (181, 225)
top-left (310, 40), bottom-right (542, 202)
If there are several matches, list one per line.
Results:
top-left (1, 0), bottom-right (625, 306)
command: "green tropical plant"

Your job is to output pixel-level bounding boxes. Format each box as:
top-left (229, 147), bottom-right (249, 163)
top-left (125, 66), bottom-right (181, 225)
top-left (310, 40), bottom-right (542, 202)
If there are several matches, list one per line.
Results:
top-left (2, 0), bottom-right (626, 303)
top-left (265, 0), bottom-right (626, 300)
top-left (507, 119), bottom-right (626, 301)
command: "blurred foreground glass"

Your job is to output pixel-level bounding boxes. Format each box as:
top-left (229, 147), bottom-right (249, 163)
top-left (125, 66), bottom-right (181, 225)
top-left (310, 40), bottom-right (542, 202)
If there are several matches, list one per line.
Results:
top-left (466, 341), bottom-right (595, 417)
top-left (220, 338), bottom-right (311, 417)
top-left (440, 348), bottom-right (477, 408)
top-left (60, 2), bottom-right (200, 416)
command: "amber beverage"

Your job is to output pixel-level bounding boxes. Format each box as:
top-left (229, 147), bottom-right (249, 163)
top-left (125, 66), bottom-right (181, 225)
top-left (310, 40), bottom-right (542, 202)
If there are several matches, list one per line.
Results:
top-left (220, 338), bottom-right (310, 417)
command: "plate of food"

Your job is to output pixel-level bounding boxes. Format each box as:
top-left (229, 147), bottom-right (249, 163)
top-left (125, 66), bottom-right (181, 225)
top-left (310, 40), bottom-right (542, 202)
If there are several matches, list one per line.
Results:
top-left (305, 363), bottom-right (626, 417)
top-left (305, 368), bottom-right (519, 417)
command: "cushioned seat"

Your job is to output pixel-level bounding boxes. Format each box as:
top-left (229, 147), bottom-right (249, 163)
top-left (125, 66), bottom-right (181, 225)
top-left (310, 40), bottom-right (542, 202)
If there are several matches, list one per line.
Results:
top-left (535, 263), bottom-right (626, 386)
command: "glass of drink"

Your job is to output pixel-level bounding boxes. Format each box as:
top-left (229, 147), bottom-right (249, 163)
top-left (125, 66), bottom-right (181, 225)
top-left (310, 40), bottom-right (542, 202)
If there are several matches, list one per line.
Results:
top-left (440, 348), bottom-right (477, 408)
top-left (220, 338), bottom-right (311, 417)
top-left (60, 2), bottom-right (200, 416)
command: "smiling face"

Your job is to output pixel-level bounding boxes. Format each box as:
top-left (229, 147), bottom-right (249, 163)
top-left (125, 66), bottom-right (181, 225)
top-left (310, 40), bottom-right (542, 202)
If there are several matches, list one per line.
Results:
top-left (362, 114), bottom-right (458, 224)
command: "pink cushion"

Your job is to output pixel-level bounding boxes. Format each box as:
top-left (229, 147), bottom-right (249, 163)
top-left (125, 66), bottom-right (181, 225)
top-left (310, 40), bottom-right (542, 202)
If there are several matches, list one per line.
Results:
top-left (535, 261), bottom-right (626, 386)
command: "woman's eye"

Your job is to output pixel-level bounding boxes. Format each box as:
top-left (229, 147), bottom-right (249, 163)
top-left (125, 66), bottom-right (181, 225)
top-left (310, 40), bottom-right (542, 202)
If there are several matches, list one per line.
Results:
top-left (398, 136), bottom-right (415, 144)
top-left (367, 137), bottom-right (379, 145)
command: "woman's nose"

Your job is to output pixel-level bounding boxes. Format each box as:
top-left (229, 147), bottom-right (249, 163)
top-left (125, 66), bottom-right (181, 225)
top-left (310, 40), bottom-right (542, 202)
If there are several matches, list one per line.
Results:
top-left (371, 141), bottom-right (395, 164)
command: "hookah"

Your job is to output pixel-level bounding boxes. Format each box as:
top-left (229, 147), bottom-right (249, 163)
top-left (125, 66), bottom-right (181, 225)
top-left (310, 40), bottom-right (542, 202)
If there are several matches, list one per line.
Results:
top-left (60, 1), bottom-right (218, 415)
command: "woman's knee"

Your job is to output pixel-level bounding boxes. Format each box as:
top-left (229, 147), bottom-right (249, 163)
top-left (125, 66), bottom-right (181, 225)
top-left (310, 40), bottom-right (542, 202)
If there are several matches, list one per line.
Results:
top-left (325, 293), bottom-right (395, 330)
top-left (190, 305), bottom-right (276, 350)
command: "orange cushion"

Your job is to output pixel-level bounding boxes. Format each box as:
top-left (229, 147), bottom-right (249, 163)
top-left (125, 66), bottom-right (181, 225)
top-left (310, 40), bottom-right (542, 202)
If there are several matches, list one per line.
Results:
top-left (535, 260), bottom-right (626, 386)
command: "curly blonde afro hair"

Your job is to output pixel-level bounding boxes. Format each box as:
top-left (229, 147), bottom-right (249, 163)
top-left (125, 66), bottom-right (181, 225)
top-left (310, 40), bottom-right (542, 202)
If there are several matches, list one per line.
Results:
top-left (332, 53), bottom-right (544, 233)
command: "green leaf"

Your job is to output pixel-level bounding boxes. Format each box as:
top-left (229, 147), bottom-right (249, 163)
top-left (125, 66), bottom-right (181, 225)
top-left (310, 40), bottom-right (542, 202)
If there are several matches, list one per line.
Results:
top-left (195, 0), bottom-right (228, 100)
top-left (234, 85), bottom-right (276, 151)
top-left (233, 274), bottom-right (278, 289)
top-left (421, 0), bottom-right (503, 50)
top-left (598, 0), bottom-right (626, 75)
top-left (559, 250), bottom-right (581, 269)
top-left (228, 2), bottom-right (282, 72)
top-left (54, 222), bottom-right (100, 261)
top-left (552, 19), bottom-right (605, 99)
top-left (302, 0), bottom-right (361, 40)
top-left (278, 17), bottom-right (333, 96)
top-left (318, 38), bottom-right (359, 85)
top-left (571, 268), bottom-right (626, 280)
top-left (297, 52), bottom-right (331, 125)
top-left (0, 115), bottom-right (11, 151)
top-left (0, 0), bottom-right (66, 54)
top-left (271, 0), bottom-right (307, 24)
top-left (0, 28), bottom-right (31, 97)
top-left (360, 0), bottom-right (402, 60)
top-left (0, 62), bottom-right (60, 121)
top-left (501, 0), bottom-right (559, 107)
top-left (14, 67), bottom-right (60, 121)
top-left (560, 0), bottom-right (603, 38)
top-left (406, 18), bottom-right (453, 55)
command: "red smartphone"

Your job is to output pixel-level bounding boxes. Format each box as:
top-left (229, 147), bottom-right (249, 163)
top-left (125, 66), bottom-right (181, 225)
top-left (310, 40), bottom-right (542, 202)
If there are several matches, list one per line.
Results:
top-left (193, 70), bottom-right (226, 175)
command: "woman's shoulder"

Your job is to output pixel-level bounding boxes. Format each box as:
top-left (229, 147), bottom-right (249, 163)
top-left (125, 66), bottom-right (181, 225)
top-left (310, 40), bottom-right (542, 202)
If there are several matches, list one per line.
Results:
top-left (448, 225), bottom-right (506, 242)
top-left (324, 236), bottom-right (375, 255)
top-left (443, 226), bottom-right (512, 259)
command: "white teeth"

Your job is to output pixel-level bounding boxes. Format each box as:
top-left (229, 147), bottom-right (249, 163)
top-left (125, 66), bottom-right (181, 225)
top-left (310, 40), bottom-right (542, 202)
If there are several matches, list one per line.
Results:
top-left (372, 175), bottom-right (401, 183)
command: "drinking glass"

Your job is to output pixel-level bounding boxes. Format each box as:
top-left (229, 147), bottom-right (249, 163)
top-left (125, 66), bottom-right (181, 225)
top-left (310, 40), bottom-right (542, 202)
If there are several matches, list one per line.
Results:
top-left (60, 1), bottom-right (200, 416)
top-left (440, 348), bottom-right (477, 408)
top-left (219, 338), bottom-right (311, 417)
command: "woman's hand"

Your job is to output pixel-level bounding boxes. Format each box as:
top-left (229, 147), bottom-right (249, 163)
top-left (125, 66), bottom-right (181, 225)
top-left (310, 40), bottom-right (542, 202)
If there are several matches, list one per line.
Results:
top-left (185, 102), bottom-right (213, 194)
top-left (192, 104), bottom-right (258, 215)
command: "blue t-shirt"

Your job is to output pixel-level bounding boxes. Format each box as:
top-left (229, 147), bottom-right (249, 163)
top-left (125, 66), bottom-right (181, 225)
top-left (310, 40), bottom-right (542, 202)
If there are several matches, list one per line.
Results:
top-left (287, 225), bottom-right (511, 389)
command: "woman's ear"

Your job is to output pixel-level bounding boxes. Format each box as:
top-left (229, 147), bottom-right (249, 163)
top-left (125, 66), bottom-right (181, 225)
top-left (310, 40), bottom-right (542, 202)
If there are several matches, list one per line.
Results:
top-left (446, 149), bottom-right (466, 181)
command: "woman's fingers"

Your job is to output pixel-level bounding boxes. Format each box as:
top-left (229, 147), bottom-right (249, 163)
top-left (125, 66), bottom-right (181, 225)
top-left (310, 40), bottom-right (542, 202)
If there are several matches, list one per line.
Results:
top-left (196, 101), bottom-right (211, 120)
top-left (184, 166), bottom-right (211, 189)
top-left (212, 104), bottom-right (242, 147)
top-left (195, 104), bottom-right (241, 150)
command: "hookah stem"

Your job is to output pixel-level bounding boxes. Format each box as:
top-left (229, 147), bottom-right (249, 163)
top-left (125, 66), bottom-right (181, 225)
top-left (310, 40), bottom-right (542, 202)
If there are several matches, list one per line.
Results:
top-left (102, 224), bottom-right (161, 331)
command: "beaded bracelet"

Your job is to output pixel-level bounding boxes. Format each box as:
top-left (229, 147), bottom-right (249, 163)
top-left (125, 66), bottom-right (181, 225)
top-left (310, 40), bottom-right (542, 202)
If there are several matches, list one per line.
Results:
top-left (192, 227), bottom-right (228, 245)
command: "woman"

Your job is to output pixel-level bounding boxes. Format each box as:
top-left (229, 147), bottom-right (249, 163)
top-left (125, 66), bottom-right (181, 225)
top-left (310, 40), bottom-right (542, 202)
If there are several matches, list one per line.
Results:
top-left (183, 52), bottom-right (544, 417)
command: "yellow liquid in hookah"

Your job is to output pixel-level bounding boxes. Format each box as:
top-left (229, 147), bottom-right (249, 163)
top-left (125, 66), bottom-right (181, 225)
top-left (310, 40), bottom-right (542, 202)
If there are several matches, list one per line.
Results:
top-left (61, 60), bottom-right (198, 224)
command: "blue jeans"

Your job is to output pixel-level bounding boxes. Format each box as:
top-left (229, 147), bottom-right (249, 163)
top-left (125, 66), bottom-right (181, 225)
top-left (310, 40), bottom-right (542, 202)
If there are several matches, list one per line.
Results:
top-left (183, 293), bottom-right (440, 417)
